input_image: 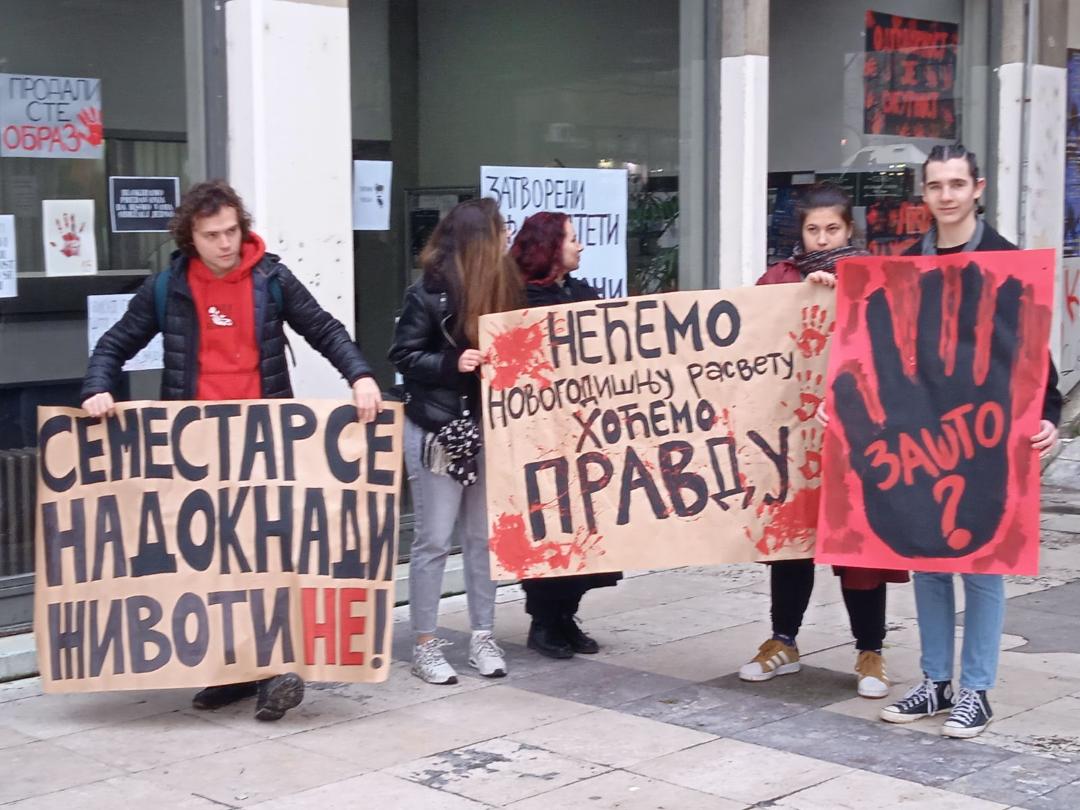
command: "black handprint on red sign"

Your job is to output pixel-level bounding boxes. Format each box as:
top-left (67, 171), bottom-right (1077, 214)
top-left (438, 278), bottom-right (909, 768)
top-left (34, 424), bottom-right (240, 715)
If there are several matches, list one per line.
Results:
top-left (833, 263), bottom-right (1021, 558)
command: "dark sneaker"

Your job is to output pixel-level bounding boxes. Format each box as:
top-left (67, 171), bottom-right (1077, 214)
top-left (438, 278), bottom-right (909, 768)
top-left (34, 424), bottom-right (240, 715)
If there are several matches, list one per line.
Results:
top-left (527, 621), bottom-right (574, 659)
top-left (255, 674), bottom-right (305, 722)
top-left (942, 688), bottom-right (993, 739)
top-left (561, 615), bottom-right (600, 654)
top-left (880, 678), bottom-right (953, 724)
top-left (191, 682), bottom-right (257, 710)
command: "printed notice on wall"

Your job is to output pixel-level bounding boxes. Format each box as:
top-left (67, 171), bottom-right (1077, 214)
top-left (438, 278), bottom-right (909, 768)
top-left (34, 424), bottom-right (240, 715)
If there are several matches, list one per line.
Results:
top-left (87, 294), bottom-right (164, 372)
top-left (481, 166), bottom-right (628, 300)
top-left (352, 161), bottom-right (392, 231)
top-left (863, 11), bottom-right (958, 139)
top-left (42, 199), bottom-right (97, 276)
top-left (0, 214), bottom-right (16, 298)
top-left (0, 73), bottom-right (103, 159)
top-left (109, 177), bottom-right (180, 233)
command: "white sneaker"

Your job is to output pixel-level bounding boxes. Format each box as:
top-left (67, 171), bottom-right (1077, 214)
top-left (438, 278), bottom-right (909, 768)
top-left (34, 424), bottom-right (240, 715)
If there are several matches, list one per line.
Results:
top-left (739, 638), bottom-right (801, 682)
top-left (411, 638), bottom-right (458, 685)
top-left (855, 650), bottom-right (890, 699)
top-left (469, 631), bottom-right (507, 678)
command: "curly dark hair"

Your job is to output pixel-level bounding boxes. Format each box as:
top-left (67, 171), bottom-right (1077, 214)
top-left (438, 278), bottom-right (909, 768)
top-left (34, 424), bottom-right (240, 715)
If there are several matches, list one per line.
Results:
top-left (169, 179), bottom-right (253, 256)
top-left (510, 211), bottom-right (570, 286)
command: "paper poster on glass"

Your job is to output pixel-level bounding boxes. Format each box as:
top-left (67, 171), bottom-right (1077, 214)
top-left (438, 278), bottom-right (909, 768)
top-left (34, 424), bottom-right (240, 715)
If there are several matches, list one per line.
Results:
top-left (109, 176), bottom-right (180, 233)
top-left (481, 165), bottom-right (628, 299)
top-left (87, 294), bottom-right (163, 372)
top-left (0, 214), bottom-right (16, 299)
top-left (0, 73), bottom-right (103, 159)
top-left (352, 160), bottom-right (393, 231)
top-left (42, 199), bottom-right (97, 276)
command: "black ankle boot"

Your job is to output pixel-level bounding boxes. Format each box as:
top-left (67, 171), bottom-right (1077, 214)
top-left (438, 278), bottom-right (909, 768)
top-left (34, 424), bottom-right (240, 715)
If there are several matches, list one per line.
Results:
top-left (527, 619), bottom-right (574, 659)
top-left (561, 615), bottom-right (599, 654)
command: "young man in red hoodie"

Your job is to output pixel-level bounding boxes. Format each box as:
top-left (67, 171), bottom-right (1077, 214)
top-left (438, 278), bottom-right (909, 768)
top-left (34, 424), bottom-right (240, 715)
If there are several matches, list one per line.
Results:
top-left (81, 180), bottom-right (381, 721)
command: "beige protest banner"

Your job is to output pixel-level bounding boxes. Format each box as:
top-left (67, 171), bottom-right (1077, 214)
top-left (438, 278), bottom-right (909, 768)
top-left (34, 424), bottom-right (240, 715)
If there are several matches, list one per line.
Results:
top-left (479, 284), bottom-right (833, 580)
top-left (34, 400), bottom-right (402, 693)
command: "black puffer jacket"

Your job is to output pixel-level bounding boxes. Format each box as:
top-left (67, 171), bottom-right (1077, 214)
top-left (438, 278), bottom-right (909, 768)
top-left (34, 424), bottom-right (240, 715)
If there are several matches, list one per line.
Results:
top-left (82, 249), bottom-right (372, 401)
top-left (388, 276), bottom-right (477, 432)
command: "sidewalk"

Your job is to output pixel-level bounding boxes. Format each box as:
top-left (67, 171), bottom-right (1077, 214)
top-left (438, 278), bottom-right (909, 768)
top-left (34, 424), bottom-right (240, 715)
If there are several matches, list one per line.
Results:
top-left (4, 454), bottom-right (1080, 809)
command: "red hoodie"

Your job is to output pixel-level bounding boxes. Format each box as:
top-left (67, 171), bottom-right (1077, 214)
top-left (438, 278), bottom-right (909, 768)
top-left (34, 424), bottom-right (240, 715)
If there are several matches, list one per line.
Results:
top-left (188, 233), bottom-right (267, 400)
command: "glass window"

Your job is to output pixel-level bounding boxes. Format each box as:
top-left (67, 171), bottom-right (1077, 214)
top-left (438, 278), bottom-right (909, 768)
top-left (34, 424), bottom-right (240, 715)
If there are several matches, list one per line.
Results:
top-left (767, 1), bottom-right (990, 261)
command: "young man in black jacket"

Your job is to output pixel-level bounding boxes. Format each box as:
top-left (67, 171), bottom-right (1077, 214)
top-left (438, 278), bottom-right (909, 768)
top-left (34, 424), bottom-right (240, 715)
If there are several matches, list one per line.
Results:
top-left (878, 145), bottom-right (1059, 738)
top-left (81, 180), bottom-right (381, 720)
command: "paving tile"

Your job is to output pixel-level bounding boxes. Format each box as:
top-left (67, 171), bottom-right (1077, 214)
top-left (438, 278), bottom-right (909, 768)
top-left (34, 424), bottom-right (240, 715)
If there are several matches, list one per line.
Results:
top-left (247, 771), bottom-right (491, 809)
top-left (1020, 779), bottom-right (1080, 810)
top-left (140, 739), bottom-right (363, 806)
top-left (601, 625), bottom-right (775, 683)
top-left (509, 658), bottom-right (689, 709)
top-left (732, 708), bottom-right (1014, 788)
top-left (5, 776), bottom-right (222, 809)
top-left (307, 659), bottom-right (492, 716)
top-left (508, 706), bottom-right (715, 768)
top-left (281, 708), bottom-right (493, 771)
top-left (0, 740), bottom-right (123, 803)
top-left (574, 570), bottom-right (726, 620)
top-left (0, 676), bottom-right (42, 704)
top-left (705, 664), bottom-right (861, 709)
top-left (946, 753), bottom-right (1080, 806)
top-left (620, 682), bottom-right (811, 736)
top-left (1001, 605), bottom-right (1080, 655)
top-left (0, 722), bottom-right (36, 749)
top-left (629, 737), bottom-right (848, 803)
top-left (980, 695), bottom-right (1080, 757)
top-left (0, 688), bottom-right (185, 739)
top-left (50, 709), bottom-right (263, 772)
top-left (503, 768), bottom-right (741, 809)
top-left (582, 601), bottom-right (750, 648)
top-left (388, 737), bottom-right (607, 805)
top-left (772, 770), bottom-right (1007, 809)
top-left (394, 683), bottom-right (592, 739)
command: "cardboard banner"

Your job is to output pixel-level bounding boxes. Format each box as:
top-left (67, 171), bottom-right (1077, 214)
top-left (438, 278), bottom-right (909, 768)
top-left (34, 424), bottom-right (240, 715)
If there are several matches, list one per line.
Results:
top-left (479, 284), bottom-right (834, 580)
top-left (817, 251), bottom-right (1054, 575)
top-left (34, 401), bottom-right (402, 693)
top-left (863, 11), bottom-right (958, 139)
top-left (481, 165), bottom-right (628, 299)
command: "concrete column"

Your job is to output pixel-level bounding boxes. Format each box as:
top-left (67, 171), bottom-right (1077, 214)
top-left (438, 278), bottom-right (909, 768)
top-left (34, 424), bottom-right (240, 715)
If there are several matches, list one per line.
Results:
top-left (225, 0), bottom-right (356, 398)
top-left (718, 0), bottom-right (768, 289)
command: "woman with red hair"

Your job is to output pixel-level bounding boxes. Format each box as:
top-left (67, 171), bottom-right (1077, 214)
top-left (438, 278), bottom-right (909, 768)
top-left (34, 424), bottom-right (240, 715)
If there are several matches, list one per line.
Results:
top-left (509, 212), bottom-right (621, 659)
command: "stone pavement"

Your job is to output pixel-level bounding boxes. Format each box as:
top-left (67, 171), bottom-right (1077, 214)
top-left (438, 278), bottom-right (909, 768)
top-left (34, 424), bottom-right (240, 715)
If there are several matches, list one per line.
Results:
top-left (4, 448), bottom-right (1080, 808)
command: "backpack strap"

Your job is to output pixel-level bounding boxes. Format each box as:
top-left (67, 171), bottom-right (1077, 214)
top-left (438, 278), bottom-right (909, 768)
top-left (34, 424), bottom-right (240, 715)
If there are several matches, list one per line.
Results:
top-left (268, 275), bottom-right (284, 313)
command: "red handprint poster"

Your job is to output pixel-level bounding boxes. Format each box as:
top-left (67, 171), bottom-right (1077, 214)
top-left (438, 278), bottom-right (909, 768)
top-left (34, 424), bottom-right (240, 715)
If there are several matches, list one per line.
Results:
top-left (42, 199), bottom-right (98, 276)
top-left (818, 250), bottom-right (1054, 575)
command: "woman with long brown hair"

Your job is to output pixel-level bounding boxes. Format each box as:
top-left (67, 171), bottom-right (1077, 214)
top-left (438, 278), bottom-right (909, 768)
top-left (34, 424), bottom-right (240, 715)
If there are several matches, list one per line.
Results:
top-left (389, 197), bottom-right (522, 684)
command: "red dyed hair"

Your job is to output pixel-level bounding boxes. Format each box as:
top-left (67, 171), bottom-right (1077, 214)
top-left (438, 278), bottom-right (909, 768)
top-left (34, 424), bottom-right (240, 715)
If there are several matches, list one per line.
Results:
top-left (510, 212), bottom-right (570, 286)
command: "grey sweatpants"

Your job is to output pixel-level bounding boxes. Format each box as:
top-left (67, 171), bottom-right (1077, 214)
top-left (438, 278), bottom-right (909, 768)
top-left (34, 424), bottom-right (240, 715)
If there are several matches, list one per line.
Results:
top-left (404, 418), bottom-right (496, 636)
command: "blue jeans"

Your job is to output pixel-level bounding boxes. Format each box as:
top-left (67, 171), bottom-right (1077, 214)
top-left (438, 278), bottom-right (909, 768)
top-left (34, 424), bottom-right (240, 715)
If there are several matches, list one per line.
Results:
top-left (404, 418), bottom-right (496, 637)
top-left (913, 572), bottom-right (1005, 691)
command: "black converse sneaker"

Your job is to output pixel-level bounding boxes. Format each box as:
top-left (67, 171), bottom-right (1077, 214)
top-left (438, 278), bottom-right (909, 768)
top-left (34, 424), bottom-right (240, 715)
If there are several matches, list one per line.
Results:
top-left (880, 678), bottom-right (953, 724)
top-left (942, 688), bottom-right (993, 738)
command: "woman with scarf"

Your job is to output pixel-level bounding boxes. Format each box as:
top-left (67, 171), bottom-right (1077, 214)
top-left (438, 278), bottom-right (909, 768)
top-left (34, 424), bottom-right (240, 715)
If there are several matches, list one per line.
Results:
top-left (741, 182), bottom-right (907, 698)
top-left (509, 212), bottom-right (622, 659)
top-left (389, 198), bottom-right (523, 684)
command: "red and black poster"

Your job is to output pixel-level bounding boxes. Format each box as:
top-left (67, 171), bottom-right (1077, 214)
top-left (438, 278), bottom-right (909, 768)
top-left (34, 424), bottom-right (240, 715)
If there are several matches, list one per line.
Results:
top-left (864, 11), bottom-right (959, 139)
top-left (817, 251), bottom-right (1054, 575)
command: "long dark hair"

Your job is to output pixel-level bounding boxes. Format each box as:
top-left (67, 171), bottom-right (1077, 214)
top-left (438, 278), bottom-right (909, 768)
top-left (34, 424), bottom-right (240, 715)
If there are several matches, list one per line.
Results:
top-left (421, 198), bottom-right (523, 348)
top-left (796, 182), bottom-right (854, 228)
top-left (170, 180), bottom-right (253, 256)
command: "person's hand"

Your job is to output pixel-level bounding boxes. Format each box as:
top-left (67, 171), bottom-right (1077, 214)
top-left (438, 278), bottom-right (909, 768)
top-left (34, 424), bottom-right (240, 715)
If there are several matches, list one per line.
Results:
top-left (806, 270), bottom-right (837, 288)
top-left (458, 349), bottom-right (484, 373)
top-left (833, 264), bottom-right (1020, 558)
top-left (352, 377), bottom-right (382, 423)
top-left (82, 392), bottom-right (115, 418)
top-left (1032, 419), bottom-right (1059, 458)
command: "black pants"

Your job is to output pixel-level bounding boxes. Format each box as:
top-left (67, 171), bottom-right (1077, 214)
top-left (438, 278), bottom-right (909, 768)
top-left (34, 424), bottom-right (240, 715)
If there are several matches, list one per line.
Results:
top-left (770, 559), bottom-right (886, 651)
top-left (522, 573), bottom-right (620, 624)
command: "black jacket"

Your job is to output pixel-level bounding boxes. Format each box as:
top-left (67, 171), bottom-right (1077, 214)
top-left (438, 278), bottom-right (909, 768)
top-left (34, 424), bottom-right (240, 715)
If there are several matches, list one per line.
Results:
top-left (903, 222), bottom-right (1062, 424)
top-left (82, 250), bottom-right (372, 401)
top-left (525, 275), bottom-right (599, 307)
top-left (388, 277), bottom-right (478, 432)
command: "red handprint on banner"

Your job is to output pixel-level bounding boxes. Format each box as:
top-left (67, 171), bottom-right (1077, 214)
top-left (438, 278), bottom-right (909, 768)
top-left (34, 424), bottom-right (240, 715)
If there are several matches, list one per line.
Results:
top-left (76, 107), bottom-right (103, 147)
top-left (789, 304), bottom-right (835, 358)
top-left (50, 214), bottom-right (85, 257)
